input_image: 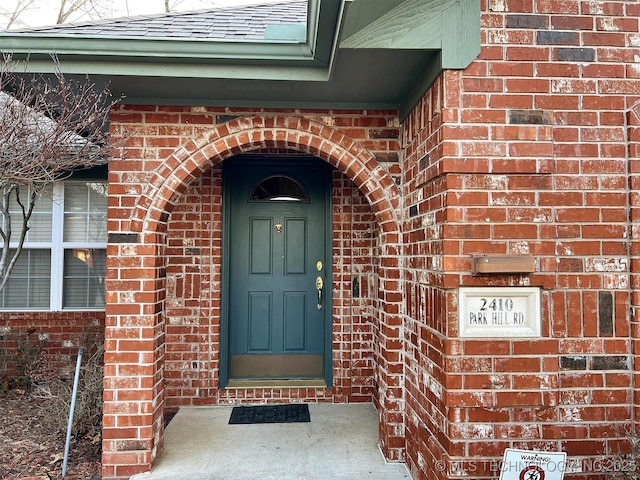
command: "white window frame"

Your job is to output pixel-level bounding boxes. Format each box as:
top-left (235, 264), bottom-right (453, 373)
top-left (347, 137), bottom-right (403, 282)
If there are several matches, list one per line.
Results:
top-left (2, 181), bottom-right (107, 312)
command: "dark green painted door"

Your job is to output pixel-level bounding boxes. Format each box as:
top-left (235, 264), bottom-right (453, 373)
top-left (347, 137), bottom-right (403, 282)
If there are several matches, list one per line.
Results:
top-left (224, 157), bottom-right (330, 380)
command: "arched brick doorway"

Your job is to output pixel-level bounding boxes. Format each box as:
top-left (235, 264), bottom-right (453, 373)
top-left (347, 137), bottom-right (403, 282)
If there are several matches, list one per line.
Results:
top-left (102, 115), bottom-right (404, 478)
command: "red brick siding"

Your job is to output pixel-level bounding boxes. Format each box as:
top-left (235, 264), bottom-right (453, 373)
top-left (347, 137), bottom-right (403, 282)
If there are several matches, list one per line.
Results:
top-left (104, 109), bottom-right (404, 477)
top-left (402, 1), bottom-right (638, 479)
top-left (96, 2), bottom-right (640, 476)
top-left (0, 312), bottom-right (104, 378)
top-left (162, 166), bottom-right (380, 407)
top-left (102, 231), bottom-right (167, 479)
top-left (164, 166), bottom-right (220, 405)
top-left (107, 109), bottom-right (401, 236)
top-left (332, 171), bottom-right (381, 402)
top-left (629, 98), bottom-right (640, 444)
top-left (6, 3), bottom-right (639, 477)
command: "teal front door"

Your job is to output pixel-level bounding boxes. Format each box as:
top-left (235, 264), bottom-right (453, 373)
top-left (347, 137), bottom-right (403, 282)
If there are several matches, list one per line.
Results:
top-left (223, 157), bottom-right (331, 384)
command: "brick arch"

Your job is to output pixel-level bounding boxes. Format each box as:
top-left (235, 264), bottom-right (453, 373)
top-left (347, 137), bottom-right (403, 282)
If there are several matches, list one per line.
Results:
top-left (128, 115), bottom-right (401, 238)
top-left (103, 114), bottom-right (407, 477)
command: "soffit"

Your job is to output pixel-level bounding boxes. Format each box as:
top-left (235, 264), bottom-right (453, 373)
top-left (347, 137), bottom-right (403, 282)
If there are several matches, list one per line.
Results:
top-left (0, 0), bottom-right (479, 120)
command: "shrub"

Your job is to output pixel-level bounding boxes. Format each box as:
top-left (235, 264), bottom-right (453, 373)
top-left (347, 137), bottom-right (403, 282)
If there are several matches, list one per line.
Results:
top-left (0, 328), bottom-right (45, 391)
top-left (34, 337), bottom-right (103, 437)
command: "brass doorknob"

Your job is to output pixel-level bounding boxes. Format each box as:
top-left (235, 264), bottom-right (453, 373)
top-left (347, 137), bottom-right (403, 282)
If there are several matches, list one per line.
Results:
top-left (316, 276), bottom-right (323, 310)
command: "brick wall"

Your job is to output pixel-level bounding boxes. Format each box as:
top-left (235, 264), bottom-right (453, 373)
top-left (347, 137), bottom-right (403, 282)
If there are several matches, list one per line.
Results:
top-left (332, 171), bottom-right (381, 402)
top-left (631, 98), bottom-right (640, 447)
top-left (402, 1), bottom-right (639, 478)
top-left (162, 165), bottom-right (380, 407)
top-left (164, 166), bottom-right (220, 405)
top-left (6, 2), bottom-right (640, 478)
top-left (0, 312), bottom-right (104, 381)
top-left (104, 109), bottom-right (404, 477)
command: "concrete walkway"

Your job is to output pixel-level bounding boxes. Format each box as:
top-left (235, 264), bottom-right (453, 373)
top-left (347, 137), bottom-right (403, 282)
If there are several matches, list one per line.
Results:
top-left (131, 403), bottom-right (412, 480)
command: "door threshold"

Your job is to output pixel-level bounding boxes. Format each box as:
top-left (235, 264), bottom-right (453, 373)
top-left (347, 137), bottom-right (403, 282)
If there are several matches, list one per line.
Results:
top-left (226, 378), bottom-right (327, 389)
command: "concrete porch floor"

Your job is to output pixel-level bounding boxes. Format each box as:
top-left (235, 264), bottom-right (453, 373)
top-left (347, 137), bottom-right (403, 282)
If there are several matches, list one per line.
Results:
top-left (130, 403), bottom-right (412, 480)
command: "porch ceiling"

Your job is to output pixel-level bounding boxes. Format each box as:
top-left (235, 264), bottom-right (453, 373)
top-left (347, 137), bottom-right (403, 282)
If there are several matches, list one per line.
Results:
top-left (0, 0), bottom-right (479, 120)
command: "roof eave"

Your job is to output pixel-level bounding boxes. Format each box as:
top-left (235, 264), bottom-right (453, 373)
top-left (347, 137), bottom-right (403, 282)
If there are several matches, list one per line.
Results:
top-left (0, 0), bottom-right (343, 77)
top-left (0, 0), bottom-right (481, 120)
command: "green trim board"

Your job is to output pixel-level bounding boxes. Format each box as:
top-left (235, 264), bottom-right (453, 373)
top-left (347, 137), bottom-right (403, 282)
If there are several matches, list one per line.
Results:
top-left (0, 0), bottom-right (341, 70)
top-left (26, 49), bottom-right (435, 114)
top-left (340, 0), bottom-right (480, 69)
top-left (0, 0), bottom-right (481, 122)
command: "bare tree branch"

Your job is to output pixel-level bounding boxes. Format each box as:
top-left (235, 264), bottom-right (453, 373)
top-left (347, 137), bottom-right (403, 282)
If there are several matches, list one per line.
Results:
top-left (0, 0), bottom-right (37, 30)
top-left (2, 0), bottom-right (230, 30)
top-left (0, 53), bottom-right (122, 294)
top-left (56, 0), bottom-right (107, 24)
top-left (0, 185), bottom-right (35, 293)
top-left (0, 0), bottom-right (113, 29)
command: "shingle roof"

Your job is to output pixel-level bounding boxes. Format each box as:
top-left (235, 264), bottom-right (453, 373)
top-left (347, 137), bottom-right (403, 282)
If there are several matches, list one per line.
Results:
top-left (13, 0), bottom-right (307, 40)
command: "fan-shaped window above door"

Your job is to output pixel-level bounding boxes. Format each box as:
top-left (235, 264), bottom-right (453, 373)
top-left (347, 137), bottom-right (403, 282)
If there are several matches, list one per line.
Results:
top-left (249, 175), bottom-right (309, 202)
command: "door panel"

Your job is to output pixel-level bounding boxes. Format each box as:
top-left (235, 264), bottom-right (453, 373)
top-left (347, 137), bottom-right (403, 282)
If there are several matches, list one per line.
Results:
top-left (224, 157), bottom-right (330, 381)
top-left (283, 292), bottom-right (306, 351)
top-left (248, 292), bottom-right (272, 352)
top-left (250, 218), bottom-right (272, 275)
top-left (284, 218), bottom-right (306, 274)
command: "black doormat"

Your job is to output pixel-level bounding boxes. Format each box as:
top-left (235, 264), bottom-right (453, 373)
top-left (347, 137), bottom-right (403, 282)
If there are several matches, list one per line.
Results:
top-left (229, 404), bottom-right (310, 424)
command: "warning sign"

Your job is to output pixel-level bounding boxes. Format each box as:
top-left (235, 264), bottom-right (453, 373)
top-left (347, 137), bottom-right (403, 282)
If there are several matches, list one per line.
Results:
top-left (499, 449), bottom-right (567, 480)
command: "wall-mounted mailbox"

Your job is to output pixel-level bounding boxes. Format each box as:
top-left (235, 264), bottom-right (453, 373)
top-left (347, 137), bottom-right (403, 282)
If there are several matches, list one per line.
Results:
top-left (472, 255), bottom-right (536, 274)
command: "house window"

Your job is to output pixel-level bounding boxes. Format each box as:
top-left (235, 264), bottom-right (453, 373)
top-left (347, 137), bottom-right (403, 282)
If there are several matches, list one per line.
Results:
top-left (0, 181), bottom-right (107, 310)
